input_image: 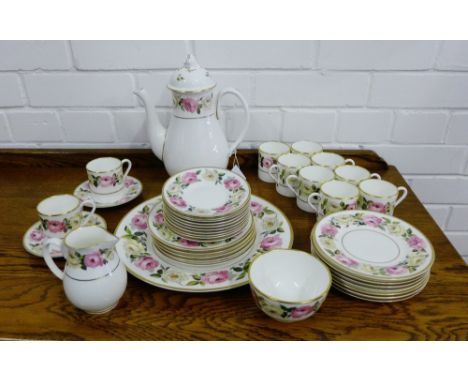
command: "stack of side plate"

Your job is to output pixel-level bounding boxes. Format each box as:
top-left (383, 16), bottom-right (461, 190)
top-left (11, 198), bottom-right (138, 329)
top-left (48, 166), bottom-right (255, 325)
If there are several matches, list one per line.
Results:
top-left (148, 198), bottom-right (256, 266)
top-left (162, 168), bottom-right (251, 242)
top-left (310, 210), bottom-right (435, 303)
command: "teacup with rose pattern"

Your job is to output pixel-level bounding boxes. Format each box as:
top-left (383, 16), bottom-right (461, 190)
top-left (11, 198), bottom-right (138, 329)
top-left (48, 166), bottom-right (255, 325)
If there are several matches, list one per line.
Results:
top-left (268, 153), bottom-right (311, 198)
top-left (249, 249), bottom-right (331, 322)
top-left (258, 142), bottom-right (290, 183)
top-left (311, 152), bottom-right (355, 169)
top-left (86, 157), bottom-right (132, 196)
top-left (37, 194), bottom-right (96, 239)
top-left (359, 179), bottom-right (408, 216)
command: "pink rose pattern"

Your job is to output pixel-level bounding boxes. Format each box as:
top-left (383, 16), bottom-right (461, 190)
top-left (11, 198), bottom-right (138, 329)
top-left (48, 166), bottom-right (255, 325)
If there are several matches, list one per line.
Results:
top-left (254, 293), bottom-right (323, 321)
top-left (131, 214), bottom-right (148, 230)
top-left (214, 204), bottom-right (232, 213)
top-left (201, 271), bottom-right (230, 284)
top-left (291, 305), bottom-right (315, 319)
top-left (407, 235), bottom-right (425, 250)
top-left (181, 171), bottom-right (199, 185)
top-left (260, 235), bottom-right (283, 251)
top-left (153, 212), bottom-right (165, 226)
top-left (362, 215), bottom-right (383, 227)
top-left (250, 201), bottom-right (263, 215)
top-left (170, 196), bottom-right (187, 208)
top-left (368, 201), bottom-right (387, 213)
top-left (135, 256), bottom-right (159, 271)
top-left (83, 251), bottom-right (105, 268)
top-left (100, 175), bottom-right (114, 187)
top-left (321, 224), bottom-right (338, 237)
top-left (125, 178), bottom-right (136, 188)
top-left (47, 220), bottom-right (66, 233)
top-left (30, 230), bottom-right (45, 242)
top-left (181, 97), bottom-right (198, 113)
top-left (263, 157), bottom-right (273, 169)
top-left (179, 239), bottom-right (199, 247)
top-left (223, 178), bottom-right (241, 190)
top-left (335, 254), bottom-right (359, 267)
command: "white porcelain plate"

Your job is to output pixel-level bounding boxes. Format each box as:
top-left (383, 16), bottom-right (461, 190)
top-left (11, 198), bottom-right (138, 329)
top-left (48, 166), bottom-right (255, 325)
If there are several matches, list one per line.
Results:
top-left (23, 212), bottom-right (107, 257)
top-left (162, 168), bottom-right (250, 218)
top-left (74, 176), bottom-right (143, 208)
top-left (312, 210), bottom-right (435, 281)
top-left (115, 195), bottom-right (293, 293)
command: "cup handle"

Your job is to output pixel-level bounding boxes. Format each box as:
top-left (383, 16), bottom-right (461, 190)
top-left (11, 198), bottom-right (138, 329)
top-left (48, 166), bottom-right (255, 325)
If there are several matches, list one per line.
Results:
top-left (395, 186), bottom-right (408, 207)
top-left (285, 175), bottom-right (300, 197)
top-left (122, 159), bottom-right (132, 179)
top-left (268, 164), bottom-right (279, 184)
top-left (80, 199), bottom-right (96, 226)
top-left (344, 159), bottom-right (355, 165)
top-left (307, 192), bottom-right (321, 214)
top-left (370, 173), bottom-right (381, 180)
top-left (43, 238), bottom-right (66, 280)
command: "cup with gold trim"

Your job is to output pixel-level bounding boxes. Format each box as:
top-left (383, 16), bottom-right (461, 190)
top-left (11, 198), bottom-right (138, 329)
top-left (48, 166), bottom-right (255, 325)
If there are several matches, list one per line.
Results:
top-left (334, 165), bottom-right (381, 186)
top-left (359, 179), bottom-right (408, 215)
top-left (268, 153), bottom-right (311, 198)
top-left (291, 140), bottom-right (322, 158)
top-left (311, 152), bottom-right (355, 169)
top-left (37, 194), bottom-right (96, 239)
top-left (307, 180), bottom-right (359, 219)
top-left (285, 165), bottom-right (334, 213)
top-left (258, 142), bottom-right (290, 183)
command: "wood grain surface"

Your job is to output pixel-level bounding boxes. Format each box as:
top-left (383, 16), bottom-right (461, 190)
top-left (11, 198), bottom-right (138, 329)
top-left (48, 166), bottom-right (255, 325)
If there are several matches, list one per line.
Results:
top-left (0, 149), bottom-right (466, 340)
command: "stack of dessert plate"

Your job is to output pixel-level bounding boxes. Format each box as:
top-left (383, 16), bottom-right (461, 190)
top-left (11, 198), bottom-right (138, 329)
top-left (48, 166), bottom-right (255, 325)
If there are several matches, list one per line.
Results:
top-left (310, 210), bottom-right (435, 303)
top-left (152, 167), bottom-right (254, 266)
top-left (162, 168), bottom-right (251, 242)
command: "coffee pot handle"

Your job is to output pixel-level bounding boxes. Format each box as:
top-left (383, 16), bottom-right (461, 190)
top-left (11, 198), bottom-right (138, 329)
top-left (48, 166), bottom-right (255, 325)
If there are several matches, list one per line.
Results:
top-left (43, 238), bottom-right (67, 280)
top-left (216, 87), bottom-right (250, 156)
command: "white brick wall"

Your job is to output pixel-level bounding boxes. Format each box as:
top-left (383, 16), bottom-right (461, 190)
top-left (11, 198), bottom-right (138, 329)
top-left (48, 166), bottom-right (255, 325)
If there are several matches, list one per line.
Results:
top-left (1, 40), bottom-right (468, 264)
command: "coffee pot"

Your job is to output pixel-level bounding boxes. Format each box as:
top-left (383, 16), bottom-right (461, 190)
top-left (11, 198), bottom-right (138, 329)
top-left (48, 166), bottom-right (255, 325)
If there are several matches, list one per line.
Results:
top-left (135, 54), bottom-right (250, 175)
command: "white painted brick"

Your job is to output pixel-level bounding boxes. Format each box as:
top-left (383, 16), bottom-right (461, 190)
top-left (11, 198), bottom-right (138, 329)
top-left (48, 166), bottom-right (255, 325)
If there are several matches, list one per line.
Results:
top-left (24, 74), bottom-right (135, 107)
top-left (446, 232), bottom-right (468, 256)
top-left (446, 113), bottom-right (468, 144)
top-left (0, 41), bottom-right (70, 70)
top-left (225, 110), bottom-right (281, 142)
top-left (210, 73), bottom-right (252, 106)
top-left (195, 41), bottom-right (317, 69)
top-left (71, 41), bottom-right (186, 69)
top-left (425, 205), bottom-right (450, 229)
top-left (0, 74), bottom-right (23, 107)
top-left (61, 111), bottom-right (114, 142)
top-left (283, 110), bottom-right (336, 142)
top-left (114, 110), bottom-right (171, 144)
top-left (410, 177), bottom-right (468, 204)
top-left (374, 146), bottom-right (466, 174)
top-left (136, 73), bottom-right (172, 107)
top-left (8, 111), bottom-right (62, 142)
top-left (369, 73), bottom-right (468, 108)
top-left (437, 41), bottom-right (468, 70)
top-left (255, 72), bottom-right (369, 106)
top-left (446, 206), bottom-right (468, 231)
top-left (392, 111), bottom-right (448, 144)
top-left (337, 110), bottom-right (392, 143)
top-left (0, 113), bottom-right (10, 141)
top-left (319, 41), bottom-right (437, 70)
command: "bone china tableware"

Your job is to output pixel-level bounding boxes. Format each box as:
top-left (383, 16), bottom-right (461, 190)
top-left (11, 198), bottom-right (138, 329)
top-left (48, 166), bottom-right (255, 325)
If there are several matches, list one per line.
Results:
top-left (249, 249), bottom-right (331, 322)
top-left (86, 157), bottom-right (132, 195)
top-left (23, 212), bottom-right (107, 257)
top-left (43, 225), bottom-right (127, 314)
top-left (268, 153), bottom-right (311, 198)
top-left (307, 180), bottom-right (359, 218)
top-left (311, 210), bottom-right (435, 302)
top-left (258, 141), bottom-right (290, 183)
top-left (37, 194), bottom-right (96, 239)
top-left (334, 165), bottom-right (381, 186)
top-left (359, 179), bottom-right (408, 215)
top-left (291, 140), bottom-right (322, 158)
top-left (115, 195), bottom-right (293, 293)
top-left (135, 54), bottom-right (250, 175)
top-left (286, 165), bottom-right (334, 213)
top-left (74, 176), bottom-right (143, 208)
top-left (311, 152), bottom-right (355, 169)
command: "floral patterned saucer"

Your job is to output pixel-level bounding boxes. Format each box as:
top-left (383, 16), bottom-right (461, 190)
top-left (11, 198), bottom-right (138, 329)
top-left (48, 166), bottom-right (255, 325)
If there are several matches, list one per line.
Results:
top-left (23, 212), bottom-right (107, 257)
top-left (162, 168), bottom-right (250, 218)
top-left (311, 210), bottom-right (435, 282)
top-left (114, 195), bottom-right (293, 293)
top-left (74, 176), bottom-right (142, 208)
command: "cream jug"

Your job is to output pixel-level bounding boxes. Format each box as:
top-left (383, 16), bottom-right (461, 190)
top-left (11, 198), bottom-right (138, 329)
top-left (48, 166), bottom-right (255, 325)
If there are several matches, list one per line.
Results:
top-left (135, 54), bottom-right (250, 175)
top-left (43, 225), bottom-right (127, 314)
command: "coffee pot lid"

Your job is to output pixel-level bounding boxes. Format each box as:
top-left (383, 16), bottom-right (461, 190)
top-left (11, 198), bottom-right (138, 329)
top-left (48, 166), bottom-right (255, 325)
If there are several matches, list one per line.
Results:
top-left (168, 54), bottom-right (216, 93)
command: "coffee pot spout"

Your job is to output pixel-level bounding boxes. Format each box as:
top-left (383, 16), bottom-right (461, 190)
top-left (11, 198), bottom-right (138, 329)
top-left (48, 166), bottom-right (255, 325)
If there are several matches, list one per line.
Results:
top-left (134, 88), bottom-right (166, 161)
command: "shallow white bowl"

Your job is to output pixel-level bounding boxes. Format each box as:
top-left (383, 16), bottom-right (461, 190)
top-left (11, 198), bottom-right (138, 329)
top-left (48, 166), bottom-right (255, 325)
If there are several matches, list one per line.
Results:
top-left (249, 249), bottom-right (331, 322)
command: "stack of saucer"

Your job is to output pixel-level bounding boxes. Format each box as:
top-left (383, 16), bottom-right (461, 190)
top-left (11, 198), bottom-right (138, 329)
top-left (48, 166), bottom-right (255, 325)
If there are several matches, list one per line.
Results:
top-left (310, 210), bottom-right (435, 303)
top-left (149, 197), bottom-right (256, 266)
top-left (151, 168), bottom-right (254, 266)
top-left (162, 168), bottom-right (251, 242)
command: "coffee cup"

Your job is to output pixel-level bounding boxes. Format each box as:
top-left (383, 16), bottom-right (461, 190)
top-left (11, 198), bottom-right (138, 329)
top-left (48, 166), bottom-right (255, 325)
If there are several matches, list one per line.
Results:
top-left (268, 153), bottom-right (311, 197)
top-left (307, 180), bottom-right (359, 218)
top-left (291, 141), bottom-right (322, 158)
top-left (258, 142), bottom-right (290, 183)
top-left (359, 179), bottom-right (408, 215)
top-left (334, 165), bottom-right (381, 186)
top-left (86, 157), bottom-right (132, 196)
top-left (311, 152), bottom-right (355, 169)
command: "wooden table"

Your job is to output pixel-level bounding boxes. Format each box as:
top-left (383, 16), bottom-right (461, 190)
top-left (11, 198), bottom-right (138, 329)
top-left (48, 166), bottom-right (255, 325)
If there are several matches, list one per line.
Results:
top-left (0, 149), bottom-right (466, 340)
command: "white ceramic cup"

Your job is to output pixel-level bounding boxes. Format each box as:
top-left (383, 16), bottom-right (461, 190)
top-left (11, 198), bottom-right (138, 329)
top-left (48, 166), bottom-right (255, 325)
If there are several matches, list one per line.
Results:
top-left (291, 141), bottom-right (323, 158)
top-left (359, 179), bottom-right (408, 215)
top-left (37, 194), bottom-right (96, 239)
top-left (307, 180), bottom-right (359, 218)
top-left (311, 152), bottom-right (355, 169)
top-left (286, 165), bottom-right (334, 213)
top-left (86, 157), bottom-right (132, 195)
top-left (249, 249), bottom-right (331, 322)
top-left (334, 165), bottom-right (381, 186)
top-left (268, 153), bottom-right (311, 197)
top-left (258, 142), bottom-right (290, 183)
